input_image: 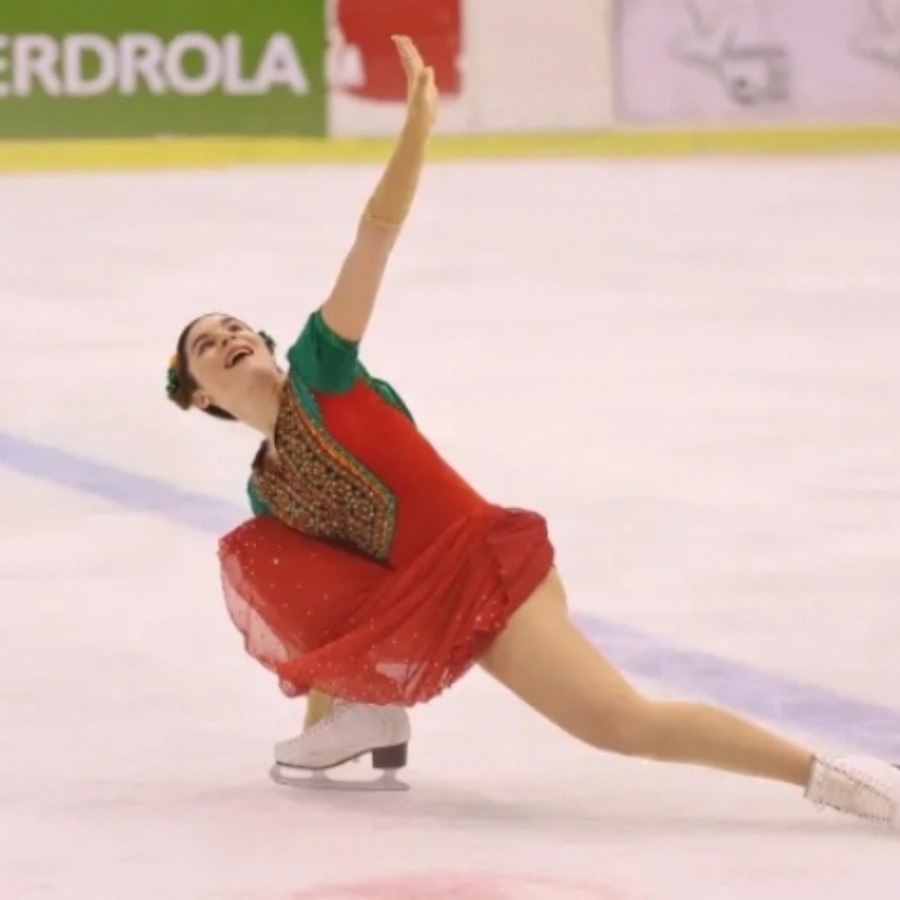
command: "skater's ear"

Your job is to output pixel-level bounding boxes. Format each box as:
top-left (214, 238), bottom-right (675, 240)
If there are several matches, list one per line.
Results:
top-left (192, 389), bottom-right (213, 412)
top-left (191, 389), bottom-right (236, 420)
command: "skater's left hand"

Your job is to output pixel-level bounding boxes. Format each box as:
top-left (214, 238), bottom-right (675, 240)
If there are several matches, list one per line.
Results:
top-left (317, 35), bottom-right (435, 347)
top-left (392, 35), bottom-right (438, 137)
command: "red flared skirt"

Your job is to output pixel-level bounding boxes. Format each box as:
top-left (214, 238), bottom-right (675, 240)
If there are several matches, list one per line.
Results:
top-left (217, 506), bottom-right (554, 705)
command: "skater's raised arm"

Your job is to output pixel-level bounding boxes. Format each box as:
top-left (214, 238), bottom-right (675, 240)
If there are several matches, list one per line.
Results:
top-left (320, 36), bottom-right (437, 344)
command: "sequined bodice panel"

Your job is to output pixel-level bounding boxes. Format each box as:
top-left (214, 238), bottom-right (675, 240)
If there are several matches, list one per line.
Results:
top-left (253, 379), bottom-right (486, 567)
top-left (251, 387), bottom-right (397, 562)
top-left (317, 381), bottom-right (487, 566)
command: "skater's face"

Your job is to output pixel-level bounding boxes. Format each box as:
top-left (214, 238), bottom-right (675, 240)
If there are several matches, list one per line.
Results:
top-left (182, 314), bottom-right (278, 417)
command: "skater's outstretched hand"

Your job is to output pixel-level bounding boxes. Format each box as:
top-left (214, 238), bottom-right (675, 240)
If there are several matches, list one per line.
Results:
top-left (319, 36), bottom-right (436, 345)
top-left (393, 35), bottom-right (438, 138)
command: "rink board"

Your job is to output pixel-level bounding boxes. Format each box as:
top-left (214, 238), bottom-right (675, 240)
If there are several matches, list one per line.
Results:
top-left (2, 125), bottom-right (900, 174)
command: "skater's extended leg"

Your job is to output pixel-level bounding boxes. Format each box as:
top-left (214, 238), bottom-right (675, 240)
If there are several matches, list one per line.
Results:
top-left (479, 571), bottom-right (812, 786)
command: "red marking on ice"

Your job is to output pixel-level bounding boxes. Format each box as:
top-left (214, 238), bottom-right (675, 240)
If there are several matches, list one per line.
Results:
top-left (288, 871), bottom-right (643, 900)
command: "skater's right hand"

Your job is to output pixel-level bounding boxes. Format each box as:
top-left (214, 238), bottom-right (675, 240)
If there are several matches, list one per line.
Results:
top-left (392, 35), bottom-right (438, 137)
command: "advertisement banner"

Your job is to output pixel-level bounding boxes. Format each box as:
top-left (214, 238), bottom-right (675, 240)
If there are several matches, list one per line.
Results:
top-left (0, 0), bottom-right (327, 138)
top-left (615, 0), bottom-right (900, 125)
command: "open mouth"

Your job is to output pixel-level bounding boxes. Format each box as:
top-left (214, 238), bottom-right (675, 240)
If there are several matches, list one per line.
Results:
top-left (225, 347), bottom-right (254, 369)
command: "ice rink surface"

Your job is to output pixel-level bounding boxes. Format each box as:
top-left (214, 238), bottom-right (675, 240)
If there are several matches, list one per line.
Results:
top-left (0, 156), bottom-right (899, 899)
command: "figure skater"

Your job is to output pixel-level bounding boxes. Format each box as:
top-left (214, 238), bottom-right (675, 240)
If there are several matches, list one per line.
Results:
top-left (167, 36), bottom-right (899, 825)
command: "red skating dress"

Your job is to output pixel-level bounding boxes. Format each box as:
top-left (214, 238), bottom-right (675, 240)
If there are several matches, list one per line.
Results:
top-left (218, 311), bottom-right (554, 705)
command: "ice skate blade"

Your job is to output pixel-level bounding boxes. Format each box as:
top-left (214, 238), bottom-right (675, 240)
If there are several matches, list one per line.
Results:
top-left (269, 764), bottom-right (410, 792)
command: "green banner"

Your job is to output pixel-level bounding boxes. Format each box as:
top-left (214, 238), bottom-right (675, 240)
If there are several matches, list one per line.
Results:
top-left (0, 0), bottom-right (326, 138)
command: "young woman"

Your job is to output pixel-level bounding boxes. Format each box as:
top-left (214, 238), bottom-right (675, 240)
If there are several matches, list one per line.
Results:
top-left (167, 36), bottom-right (899, 824)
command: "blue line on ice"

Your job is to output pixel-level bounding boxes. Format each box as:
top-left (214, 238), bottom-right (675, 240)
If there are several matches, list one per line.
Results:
top-left (2, 428), bottom-right (897, 758)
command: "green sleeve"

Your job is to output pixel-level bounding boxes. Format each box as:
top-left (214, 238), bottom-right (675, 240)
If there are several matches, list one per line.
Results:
top-left (247, 479), bottom-right (272, 517)
top-left (287, 309), bottom-right (360, 394)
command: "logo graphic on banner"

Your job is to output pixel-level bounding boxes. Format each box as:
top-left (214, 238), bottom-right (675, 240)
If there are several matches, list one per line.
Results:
top-left (328, 0), bottom-right (461, 101)
top-left (616, 0), bottom-right (900, 125)
top-left (669, 0), bottom-right (790, 105)
top-left (850, 0), bottom-right (900, 75)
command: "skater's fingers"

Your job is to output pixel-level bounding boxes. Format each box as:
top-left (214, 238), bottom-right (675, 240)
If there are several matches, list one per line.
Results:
top-left (392, 35), bottom-right (424, 77)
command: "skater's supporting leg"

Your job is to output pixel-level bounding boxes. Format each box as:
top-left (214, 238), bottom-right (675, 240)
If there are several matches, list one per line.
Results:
top-left (304, 689), bottom-right (335, 730)
top-left (273, 700), bottom-right (411, 790)
top-left (479, 571), bottom-right (812, 786)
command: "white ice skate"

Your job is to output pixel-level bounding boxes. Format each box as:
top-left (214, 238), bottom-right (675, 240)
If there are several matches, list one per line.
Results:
top-left (269, 700), bottom-right (411, 792)
top-left (805, 755), bottom-right (900, 829)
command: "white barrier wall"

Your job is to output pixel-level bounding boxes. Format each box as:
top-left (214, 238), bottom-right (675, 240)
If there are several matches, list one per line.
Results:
top-left (462, 0), bottom-right (615, 132)
top-left (328, 0), bottom-right (616, 137)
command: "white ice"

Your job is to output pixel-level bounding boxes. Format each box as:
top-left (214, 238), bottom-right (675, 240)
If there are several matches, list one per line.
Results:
top-left (0, 156), bottom-right (899, 899)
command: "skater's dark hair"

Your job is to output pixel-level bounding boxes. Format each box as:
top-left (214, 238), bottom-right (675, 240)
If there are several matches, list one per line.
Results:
top-left (165, 316), bottom-right (275, 421)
